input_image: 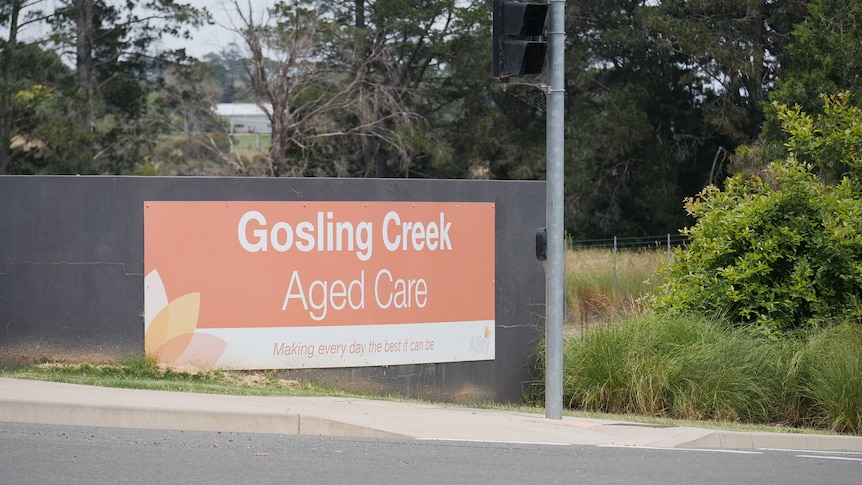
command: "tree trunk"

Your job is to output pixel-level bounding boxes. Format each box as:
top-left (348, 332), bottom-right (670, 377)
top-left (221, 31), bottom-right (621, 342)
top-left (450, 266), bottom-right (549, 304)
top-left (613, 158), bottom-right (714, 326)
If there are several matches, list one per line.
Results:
top-left (374, 145), bottom-right (388, 178)
top-left (0, 0), bottom-right (23, 172)
top-left (355, 0), bottom-right (365, 30)
top-left (75, 0), bottom-right (95, 128)
top-left (269, 120), bottom-right (287, 176)
top-left (747, 6), bottom-right (766, 138)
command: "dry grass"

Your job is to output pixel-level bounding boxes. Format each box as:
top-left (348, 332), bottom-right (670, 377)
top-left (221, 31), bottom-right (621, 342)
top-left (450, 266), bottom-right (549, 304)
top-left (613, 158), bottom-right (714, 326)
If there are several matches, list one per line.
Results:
top-left (564, 247), bottom-right (666, 334)
top-left (9, 358), bottom-right (311, 395)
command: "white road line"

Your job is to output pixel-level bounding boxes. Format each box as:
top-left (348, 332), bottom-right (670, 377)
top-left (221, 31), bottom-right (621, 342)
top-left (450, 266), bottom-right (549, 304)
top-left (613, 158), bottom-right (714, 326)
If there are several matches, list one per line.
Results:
top-left (417, 438), bottom-right (570, 446)
top-left (759, 448), bottom-right (862, 456)
top-left (598, 444), bottom-right (761, 454)
top-left (796, 455), bottom-right (862, 462)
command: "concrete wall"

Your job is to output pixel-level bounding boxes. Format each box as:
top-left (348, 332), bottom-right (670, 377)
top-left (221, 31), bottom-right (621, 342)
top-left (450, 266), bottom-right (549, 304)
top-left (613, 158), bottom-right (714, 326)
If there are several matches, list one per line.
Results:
top-left (0, 176), bottom-right (546, 403)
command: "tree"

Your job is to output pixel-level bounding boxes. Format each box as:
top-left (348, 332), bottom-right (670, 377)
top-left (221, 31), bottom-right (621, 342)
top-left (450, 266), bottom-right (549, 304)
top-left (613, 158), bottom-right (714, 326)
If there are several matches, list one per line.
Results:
top-left (202, 44), bottom-right (253, 103)
top-left (230, 0), bottom-right (458, 177)
top-left (646, 0), bottom-right (808, 144)
top-left (771, 0), bottom-right (862, 114)
top-left (0, 0), bottom-right (66, 172)
top-left (0, 0), bottom-right (210, 174)
top-left (331, 0), bottom-right (474, 178)
top-left (232, 0), bottom-right (339, 176)
top-left (159, 61), bottom-right (224, 141)
top-left (0, 42), bottom-right (76, 173)
top-left (557, 0), bottom-right (727, 237)
top-left (548, 0), bottom-right (813, 238)
top-left (756, 0), bottom-right (862, 182)
top-left (0, 0), bottom-right (23, 171)
top-left (777, 92), bottom-right (862, 183)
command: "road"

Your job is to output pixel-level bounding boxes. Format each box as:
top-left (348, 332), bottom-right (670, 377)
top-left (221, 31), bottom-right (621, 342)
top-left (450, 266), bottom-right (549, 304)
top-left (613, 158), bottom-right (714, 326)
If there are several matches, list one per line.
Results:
top-left (2, 422), bottom-right (860, 484)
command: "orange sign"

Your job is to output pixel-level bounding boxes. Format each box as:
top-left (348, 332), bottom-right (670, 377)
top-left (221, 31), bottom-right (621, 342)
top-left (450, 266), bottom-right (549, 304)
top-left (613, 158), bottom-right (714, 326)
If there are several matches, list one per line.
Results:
top-left (144, 201), bottom-right (495, 369)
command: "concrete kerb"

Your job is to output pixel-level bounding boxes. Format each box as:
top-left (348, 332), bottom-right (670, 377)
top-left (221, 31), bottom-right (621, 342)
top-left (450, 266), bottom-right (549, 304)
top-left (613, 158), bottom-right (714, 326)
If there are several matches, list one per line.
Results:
top-left (2, 378), bottom-right (861, 452)
top-left (0, 378), bottom-right (407, 439)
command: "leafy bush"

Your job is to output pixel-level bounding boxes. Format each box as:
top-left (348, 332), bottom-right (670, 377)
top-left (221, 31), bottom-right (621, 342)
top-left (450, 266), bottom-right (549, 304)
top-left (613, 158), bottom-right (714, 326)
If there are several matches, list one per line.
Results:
top-left (649, 94), bottom-right (862, 335)
top-left (780, 93), bottom-right (862, 184)
top-left (650, 160), bottom-right (862, 334)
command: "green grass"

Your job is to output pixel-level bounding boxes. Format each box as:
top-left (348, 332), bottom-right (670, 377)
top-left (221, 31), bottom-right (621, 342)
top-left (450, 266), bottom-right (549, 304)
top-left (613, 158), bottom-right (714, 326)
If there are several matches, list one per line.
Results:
top-left (540, 312), bottom-right (862, 435)
top-left (231, 133), bottom-right (271, 157)
top-left (559, 247), bottom-right (862, 434)
top-left (797, 324), bottom-right (862, 434)
top-left (0, 356), bottom-right (344, 397)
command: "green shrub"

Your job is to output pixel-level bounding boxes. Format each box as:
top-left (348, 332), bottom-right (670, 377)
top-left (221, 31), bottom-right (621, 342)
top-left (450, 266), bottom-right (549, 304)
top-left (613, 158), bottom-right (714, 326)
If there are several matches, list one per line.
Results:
top-left (650, 160), bottom-right (862, 335)
top-left (648, 95), bottom-right (862, 335)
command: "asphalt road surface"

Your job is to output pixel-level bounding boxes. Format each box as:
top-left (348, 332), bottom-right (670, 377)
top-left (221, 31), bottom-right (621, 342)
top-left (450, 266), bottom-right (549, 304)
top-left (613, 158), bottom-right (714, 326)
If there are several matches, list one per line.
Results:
top-left (1, 422), bottom-right (859, 484)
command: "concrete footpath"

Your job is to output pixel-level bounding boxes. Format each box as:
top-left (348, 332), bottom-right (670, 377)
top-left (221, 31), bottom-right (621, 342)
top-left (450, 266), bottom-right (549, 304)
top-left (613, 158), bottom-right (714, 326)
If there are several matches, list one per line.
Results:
top-left (2, 377), bottom-right (861, 452)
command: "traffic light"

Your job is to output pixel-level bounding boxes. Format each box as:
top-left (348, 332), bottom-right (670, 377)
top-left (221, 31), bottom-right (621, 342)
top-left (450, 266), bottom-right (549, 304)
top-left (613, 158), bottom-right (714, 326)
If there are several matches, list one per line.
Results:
top-left (492, 0), bottom-right (549, 78)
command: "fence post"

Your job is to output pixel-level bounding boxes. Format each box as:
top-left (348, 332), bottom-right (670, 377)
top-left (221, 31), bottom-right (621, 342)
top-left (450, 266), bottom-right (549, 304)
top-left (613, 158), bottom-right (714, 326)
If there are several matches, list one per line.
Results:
top-left (613, 235), bottom-right (617, 297)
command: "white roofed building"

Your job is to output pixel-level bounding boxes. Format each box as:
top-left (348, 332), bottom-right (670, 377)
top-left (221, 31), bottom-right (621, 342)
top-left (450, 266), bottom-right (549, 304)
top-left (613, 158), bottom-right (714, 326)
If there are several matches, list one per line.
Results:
top-left (214, 103), bottom-right (272, 134)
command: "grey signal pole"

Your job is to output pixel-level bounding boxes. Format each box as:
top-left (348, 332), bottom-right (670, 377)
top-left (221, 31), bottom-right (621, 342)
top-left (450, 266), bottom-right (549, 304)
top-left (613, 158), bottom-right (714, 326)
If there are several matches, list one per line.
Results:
top-left (545, 0), bottom-right (565, 420)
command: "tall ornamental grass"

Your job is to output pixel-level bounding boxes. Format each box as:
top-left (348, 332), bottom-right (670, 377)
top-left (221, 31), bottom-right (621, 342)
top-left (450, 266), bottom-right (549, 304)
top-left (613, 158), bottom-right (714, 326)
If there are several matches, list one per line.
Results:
top-left (551, 313), bottom-right (862, 434)
top-left (797, 324), bottom-right (862, 434)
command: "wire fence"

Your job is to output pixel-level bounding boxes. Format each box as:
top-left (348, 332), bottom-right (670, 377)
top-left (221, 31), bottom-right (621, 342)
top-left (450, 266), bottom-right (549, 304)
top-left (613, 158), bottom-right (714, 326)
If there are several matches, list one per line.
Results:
top-left (568, 234), bottom-right (688, 252)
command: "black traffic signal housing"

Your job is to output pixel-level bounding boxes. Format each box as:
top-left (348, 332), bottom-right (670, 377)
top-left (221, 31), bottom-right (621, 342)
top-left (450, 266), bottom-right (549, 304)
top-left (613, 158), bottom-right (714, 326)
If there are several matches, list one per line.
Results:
top-left (536, 227), bottom-right (547, 261)
top-left (492, 0), bottom-right (549, 78)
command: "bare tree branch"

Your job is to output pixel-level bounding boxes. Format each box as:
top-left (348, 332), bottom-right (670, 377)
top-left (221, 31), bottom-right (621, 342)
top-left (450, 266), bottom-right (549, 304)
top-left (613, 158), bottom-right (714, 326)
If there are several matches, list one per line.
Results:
top-left (229, 0), bottom-right (423, 177)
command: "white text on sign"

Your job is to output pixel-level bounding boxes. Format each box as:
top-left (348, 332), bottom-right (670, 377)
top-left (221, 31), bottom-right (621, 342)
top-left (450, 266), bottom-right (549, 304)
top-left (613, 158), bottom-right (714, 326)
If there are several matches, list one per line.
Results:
top-left (237, 210), bottom-right (453, 262)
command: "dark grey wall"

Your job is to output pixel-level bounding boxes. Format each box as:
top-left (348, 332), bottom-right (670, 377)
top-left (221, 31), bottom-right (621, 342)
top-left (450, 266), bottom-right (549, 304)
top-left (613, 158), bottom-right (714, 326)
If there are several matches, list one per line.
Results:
top-left (0, 176), bottom-right (546, 403)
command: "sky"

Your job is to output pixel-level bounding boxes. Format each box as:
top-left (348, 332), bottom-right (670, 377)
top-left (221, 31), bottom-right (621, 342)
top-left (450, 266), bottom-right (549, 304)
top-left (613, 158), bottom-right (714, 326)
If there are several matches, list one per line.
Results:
top-left (157, 1), bottom-right (239, 58)
top-left (13, 0), bottom-right (249, 60)
top-left (158, 0), bottom-right (277, 59)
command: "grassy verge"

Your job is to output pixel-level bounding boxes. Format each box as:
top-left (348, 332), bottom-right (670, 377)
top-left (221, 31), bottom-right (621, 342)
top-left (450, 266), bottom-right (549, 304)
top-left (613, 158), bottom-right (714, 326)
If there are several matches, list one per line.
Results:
top-left (0, 357), bottom-right (344, 397)
top-left (0, 356), bottom-right (836, 436)
top-left (539, 313), bottom-right (862, 435)
top-left (561, 246), bottom-right (862, 435)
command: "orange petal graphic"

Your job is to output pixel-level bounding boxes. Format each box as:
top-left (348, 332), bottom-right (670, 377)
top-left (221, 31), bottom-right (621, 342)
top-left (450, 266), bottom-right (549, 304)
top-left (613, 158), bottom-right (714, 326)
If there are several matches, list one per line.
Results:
top-left (152, 332), bottom-right (195, 364)
top-left (174, 333), bottom-right (229, 367)
top-left (144, 269), bottom-right (169, 331)
top-left (144, 293), bottom-right (201, 355)
top-left (145, 306), bottom-right (171, 355)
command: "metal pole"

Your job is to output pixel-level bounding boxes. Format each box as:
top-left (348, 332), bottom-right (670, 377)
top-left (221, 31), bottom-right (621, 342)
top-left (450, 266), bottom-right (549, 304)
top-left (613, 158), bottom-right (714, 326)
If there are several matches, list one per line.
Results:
top-left (545, 0), bottom-right (566, 420)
